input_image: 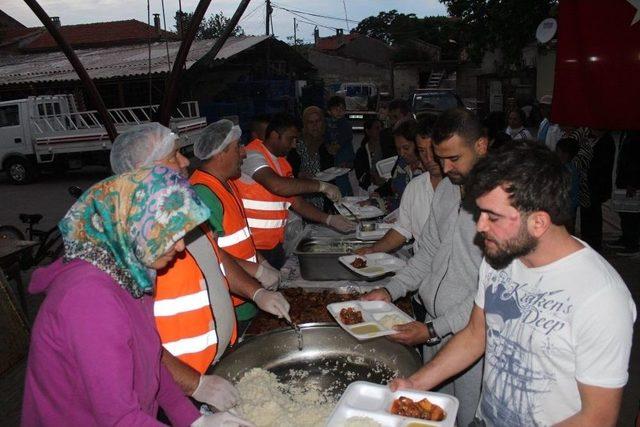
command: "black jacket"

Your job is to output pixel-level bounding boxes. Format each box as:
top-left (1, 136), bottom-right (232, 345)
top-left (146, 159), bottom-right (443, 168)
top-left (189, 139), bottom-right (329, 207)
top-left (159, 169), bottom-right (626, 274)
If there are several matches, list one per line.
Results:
top-left (616, 131), bottom-right (640, 189)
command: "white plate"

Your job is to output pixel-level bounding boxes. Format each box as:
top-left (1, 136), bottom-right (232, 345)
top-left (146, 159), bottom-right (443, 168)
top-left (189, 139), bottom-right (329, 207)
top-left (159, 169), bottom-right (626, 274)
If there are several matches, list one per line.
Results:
top-left (326, 300), bottom-right (414, 340)
top-left (356, 222), bottom-right (394, 241)
top-left (335, 198), bottom-right (385, 220)
top-left (315, 167), bottom-right (351, 182)
top-left (339, 253), bottom-right (405, 279)
top-left (325, 381), bottom-right (459, 427)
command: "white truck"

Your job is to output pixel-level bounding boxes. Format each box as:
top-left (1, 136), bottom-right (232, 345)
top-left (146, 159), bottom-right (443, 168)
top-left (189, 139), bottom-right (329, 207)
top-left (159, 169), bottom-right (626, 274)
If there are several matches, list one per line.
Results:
top-left (0, 94), bottom-right (207, 184)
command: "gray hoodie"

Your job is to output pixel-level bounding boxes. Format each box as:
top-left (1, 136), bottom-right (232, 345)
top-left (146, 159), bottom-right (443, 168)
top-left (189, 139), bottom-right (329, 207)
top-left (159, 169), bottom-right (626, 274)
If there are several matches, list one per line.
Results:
top-left (386, 177), bottom-right (483, 338)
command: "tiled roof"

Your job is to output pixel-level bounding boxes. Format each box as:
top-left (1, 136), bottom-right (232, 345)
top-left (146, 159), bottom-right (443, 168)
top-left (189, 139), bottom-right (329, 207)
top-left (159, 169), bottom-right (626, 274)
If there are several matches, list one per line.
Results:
top-left (315, 33), bottom-right (361, 51)
top-left (0, 36), bottom-right (270, 85)
top-left (4, 19), bottom-right (177, 52)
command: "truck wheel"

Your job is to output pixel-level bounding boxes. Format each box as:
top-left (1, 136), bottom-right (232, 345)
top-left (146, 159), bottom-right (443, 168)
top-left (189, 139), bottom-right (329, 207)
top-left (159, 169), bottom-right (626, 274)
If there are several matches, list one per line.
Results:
top-left (5, 157), bottom-right (37, 184)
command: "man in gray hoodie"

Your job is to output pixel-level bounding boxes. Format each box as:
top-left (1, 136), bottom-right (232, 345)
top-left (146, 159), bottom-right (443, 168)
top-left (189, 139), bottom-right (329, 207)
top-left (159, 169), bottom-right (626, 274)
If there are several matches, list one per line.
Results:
top-left (363, 108), bottom-right (487, 427)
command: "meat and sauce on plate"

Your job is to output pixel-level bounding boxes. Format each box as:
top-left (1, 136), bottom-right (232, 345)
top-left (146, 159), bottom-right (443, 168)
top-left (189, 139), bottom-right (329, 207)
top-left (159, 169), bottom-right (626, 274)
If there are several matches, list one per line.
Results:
top-left (390, 396), bottom-right (445, 421)
top-left (339, 307), bottom-right (364, 325)
top-left (350, 257), bottom-right (367, 269)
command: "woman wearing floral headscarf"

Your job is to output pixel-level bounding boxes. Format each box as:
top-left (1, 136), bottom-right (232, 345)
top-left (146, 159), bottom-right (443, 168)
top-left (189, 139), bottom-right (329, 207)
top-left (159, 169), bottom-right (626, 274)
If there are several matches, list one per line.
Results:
top-left (22, 166), bottom-right (253, 427)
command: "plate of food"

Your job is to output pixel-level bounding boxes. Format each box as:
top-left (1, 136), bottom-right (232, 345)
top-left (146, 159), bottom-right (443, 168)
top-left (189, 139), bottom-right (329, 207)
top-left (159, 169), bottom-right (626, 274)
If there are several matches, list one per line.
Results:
top-left (315, 167), bottom-right (351, 182)
top-left (325, 381), bottom-right (459, 427)
top-left (326, 300), bottom-right (414, 340)
top-left (335, 197), bottom-right (385, 220)
top-left (339, 253), bottom-right (405, 279)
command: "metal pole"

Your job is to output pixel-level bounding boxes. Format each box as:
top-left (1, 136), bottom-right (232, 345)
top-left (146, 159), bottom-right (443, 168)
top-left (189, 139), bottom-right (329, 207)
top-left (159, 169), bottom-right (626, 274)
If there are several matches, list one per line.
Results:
top-left (158, 0), bottom-right (213, 125)
top-left (266, 0), bottom-right (271, 35)
top-left (293, 17), bottom-right (296, 45)
top-left (23, 0), bottom-right (117, 141)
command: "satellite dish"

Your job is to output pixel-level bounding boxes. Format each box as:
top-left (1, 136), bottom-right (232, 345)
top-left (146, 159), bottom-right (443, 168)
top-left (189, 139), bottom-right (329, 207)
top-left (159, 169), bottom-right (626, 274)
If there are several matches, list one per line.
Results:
top-left (536, 18), bottom-right (557, 43)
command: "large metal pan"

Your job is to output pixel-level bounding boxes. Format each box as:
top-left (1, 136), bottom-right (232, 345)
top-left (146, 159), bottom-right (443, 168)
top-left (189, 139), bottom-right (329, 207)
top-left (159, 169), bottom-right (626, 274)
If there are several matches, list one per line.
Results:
top-left (293, 237), bottom-right (373, 281)
top-left (211, 323), bottom-right (422, 396)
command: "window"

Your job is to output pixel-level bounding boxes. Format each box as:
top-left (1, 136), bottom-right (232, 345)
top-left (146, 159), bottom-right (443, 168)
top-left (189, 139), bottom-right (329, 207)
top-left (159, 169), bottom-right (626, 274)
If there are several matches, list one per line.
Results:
top-left (0, 105), bottom-right (20, 127)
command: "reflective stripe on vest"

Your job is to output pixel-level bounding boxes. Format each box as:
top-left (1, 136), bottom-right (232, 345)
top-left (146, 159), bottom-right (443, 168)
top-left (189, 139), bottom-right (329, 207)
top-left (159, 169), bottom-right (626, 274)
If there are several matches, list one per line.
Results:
top-left (242, 199), bottom-right (292, 211)
top-left (163, 329), bottom-right (219, 357)
top-left (154, 290), bottom-right (209, 317)
top-left (231, 139), bottom-right (293, 250)
top-left (154, 227), bottom-right (237, 373)
top-left (246, 218), bottom-right (288, 229)
top-left (217, 226), bottom-right (251, 248)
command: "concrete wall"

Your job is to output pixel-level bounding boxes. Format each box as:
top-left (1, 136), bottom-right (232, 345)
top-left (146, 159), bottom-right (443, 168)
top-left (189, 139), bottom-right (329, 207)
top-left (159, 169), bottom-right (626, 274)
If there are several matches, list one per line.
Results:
top-left (392, 66), bottom-right (418, 100)
top-left (307, 50), bottom-right (392, 93)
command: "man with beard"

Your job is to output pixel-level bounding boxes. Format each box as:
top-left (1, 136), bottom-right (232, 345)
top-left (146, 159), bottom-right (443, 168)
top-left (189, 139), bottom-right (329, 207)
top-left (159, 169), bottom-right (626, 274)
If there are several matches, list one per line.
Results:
top-left (391, 142), bottom-right (636, 427)
top-left (362, 108), bottom-right (487, 427)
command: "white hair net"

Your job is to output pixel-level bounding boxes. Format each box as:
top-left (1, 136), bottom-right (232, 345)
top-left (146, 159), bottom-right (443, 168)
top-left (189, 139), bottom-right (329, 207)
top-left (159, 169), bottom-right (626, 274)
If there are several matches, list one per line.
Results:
top-left (110, 122), bottom-right (178, 174)
top-left (194, 119), bottom-right (242, 160)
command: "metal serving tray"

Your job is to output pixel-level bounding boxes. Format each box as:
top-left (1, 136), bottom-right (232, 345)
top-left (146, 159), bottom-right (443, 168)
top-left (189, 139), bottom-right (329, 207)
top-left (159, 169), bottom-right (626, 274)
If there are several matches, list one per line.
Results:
top-left (293, 237), bottom-right (373, 281)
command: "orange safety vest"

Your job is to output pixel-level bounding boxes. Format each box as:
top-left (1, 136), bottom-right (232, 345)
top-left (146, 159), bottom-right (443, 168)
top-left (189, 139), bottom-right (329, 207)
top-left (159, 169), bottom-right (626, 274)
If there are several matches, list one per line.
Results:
top-left (233, 139), bottom-right (293, 250)
top-left (154, 228), bottom-right (237, 374)
top-left (190, 169), bottom-right (258, 308)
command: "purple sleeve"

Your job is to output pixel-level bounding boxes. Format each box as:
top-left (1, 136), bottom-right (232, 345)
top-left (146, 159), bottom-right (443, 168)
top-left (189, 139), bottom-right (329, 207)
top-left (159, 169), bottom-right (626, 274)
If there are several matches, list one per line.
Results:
top-left (61, 285), bottom-right (170, 427)
top-left (158, 364), bottom-right (201, 427)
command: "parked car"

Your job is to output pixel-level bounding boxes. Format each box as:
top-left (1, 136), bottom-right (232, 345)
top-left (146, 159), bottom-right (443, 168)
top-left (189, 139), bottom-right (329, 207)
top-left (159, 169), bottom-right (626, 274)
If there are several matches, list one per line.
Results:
top-left (410, 89), bottom-right (465, 123)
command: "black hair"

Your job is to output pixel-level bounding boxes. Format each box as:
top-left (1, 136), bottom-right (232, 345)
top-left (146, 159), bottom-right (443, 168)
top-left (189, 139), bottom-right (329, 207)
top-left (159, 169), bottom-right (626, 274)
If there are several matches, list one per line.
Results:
top-left (363, 117), bottom-right (382, 131)
top-left (466, 140), bottom-right (572, 226)
top-left (327, 95), bottom-right (346, 110)
top-left (432, 108), bottom-right (482, 146)
top-left (417, 117), bottom-right (434, 138)
top-left (509, 108), bottom-right (527, 124)
top-left (265, 113), bottom-right (297, 140)
top-left (555, 137), bottom-right (579, 160)
top-left (250, 114), bottom-right (271, 134)
top-left (388, 99), bottom-right (410, 115)
top-left (393, 119), bottom-right (418, 141)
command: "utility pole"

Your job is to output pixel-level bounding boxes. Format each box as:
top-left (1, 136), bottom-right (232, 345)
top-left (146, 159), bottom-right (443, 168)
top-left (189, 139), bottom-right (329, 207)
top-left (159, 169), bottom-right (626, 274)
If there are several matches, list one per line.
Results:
top-left (265, 0), bottom-right (271, 35)
top-left (293, 17), bottom-right (297, 46)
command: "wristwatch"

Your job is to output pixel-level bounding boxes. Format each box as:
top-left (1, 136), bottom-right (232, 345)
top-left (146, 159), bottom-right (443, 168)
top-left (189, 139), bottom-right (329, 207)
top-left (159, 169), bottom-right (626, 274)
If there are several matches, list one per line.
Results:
top-left (425, 321), bottom-right (441, 346)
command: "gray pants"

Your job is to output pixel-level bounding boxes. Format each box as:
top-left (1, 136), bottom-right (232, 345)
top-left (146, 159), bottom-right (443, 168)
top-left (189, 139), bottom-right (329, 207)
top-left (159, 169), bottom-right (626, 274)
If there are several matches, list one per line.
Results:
top-left (423, 338), bottom-right (483, 427)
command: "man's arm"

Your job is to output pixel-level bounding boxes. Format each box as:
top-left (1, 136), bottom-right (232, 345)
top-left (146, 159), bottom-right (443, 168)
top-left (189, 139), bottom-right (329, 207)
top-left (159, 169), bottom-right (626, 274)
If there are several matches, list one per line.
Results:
top-left (161, 349), bottom-right (199, 396)
top-left (218, 248), bottom-right (261, 299)
top-left (390, 304), bottom-right (486, 391)
top-left (290, 196), bottom-right (329, 224)
top-left (552, 383), bottom-right (623, 427)
top-left (253, 167), bottom-right (321, 197)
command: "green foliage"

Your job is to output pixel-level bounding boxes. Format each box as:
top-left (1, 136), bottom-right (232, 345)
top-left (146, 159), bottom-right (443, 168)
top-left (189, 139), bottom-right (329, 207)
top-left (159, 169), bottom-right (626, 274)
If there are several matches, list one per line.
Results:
top-left (440, 0), bottom-right (557, 66)
top-left (174, 11), bottom-right (244, 40)
top-left (353, 10), bottom-right (462, 60)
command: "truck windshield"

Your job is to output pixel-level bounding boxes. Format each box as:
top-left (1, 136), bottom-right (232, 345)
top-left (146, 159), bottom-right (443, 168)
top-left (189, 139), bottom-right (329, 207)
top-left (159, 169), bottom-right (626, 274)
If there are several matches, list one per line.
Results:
top-left (346, 86), bottom-right (371, 97)
top-left (412, 93), bottom-right (459, 111)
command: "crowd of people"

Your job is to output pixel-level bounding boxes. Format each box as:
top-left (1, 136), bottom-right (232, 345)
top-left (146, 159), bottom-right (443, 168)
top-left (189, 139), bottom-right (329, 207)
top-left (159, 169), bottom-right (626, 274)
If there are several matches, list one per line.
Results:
top-left (20, 93), bottom-right (638, 427)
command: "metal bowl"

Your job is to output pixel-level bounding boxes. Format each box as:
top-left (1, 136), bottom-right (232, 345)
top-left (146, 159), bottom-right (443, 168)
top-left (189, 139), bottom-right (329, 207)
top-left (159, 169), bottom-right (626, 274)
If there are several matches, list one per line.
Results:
top-left (212, 323), bottom-right (422, 397)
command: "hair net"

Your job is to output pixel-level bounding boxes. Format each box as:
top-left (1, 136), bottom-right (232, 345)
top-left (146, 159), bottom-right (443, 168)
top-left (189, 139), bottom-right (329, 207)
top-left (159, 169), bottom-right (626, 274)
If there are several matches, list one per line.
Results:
top-left (110, 123), bottom-right (178, 174)
top-left (194, 119), bottom-right (242, 160)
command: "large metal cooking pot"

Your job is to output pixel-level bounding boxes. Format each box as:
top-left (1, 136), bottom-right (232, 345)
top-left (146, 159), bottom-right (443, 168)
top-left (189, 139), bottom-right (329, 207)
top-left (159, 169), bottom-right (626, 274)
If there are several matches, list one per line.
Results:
top-left (212, 323), bottom-right (422, 396)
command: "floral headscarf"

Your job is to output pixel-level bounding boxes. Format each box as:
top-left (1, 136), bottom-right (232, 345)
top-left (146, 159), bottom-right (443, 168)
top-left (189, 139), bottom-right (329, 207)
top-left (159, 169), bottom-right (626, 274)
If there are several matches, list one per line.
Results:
top-left (59, 166), bottom-right (210, 297)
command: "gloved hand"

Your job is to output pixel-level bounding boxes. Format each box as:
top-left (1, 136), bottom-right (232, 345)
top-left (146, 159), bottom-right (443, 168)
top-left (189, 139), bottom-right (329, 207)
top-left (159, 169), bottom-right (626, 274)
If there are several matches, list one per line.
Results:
top-left (255, 263), bottom-right (280, 290)
top-left (191, 413), bottom-right (255, 427)
top-left (318, 181), bottom-right (342, 203)
top-left (326, 215), bottom-right (357, 233)
top-left (252, 288), bottom-right (291, 322)
top-left (192, 375), bottom-right (240, 411)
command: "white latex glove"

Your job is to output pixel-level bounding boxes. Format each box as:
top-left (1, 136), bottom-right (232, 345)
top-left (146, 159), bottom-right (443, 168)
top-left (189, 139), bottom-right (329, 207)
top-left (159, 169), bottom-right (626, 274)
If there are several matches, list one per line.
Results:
top-left (255, 263), bottom-right (280, 290)
top-left (252, 288), bottom-right (291, 322)
top-left (191, 413), bottom-right (255, 427)
top-left (318, 181), bottom-right (342, 202)
top-left (192, 375), bottom-right (240, 411)
top-left (326, 215), bottom-right (357, 233)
